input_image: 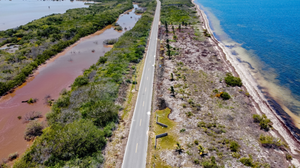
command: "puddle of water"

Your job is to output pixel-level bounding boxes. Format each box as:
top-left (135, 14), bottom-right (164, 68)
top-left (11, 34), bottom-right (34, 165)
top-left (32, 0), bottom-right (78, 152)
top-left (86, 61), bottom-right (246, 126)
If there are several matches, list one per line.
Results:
top-left (0, 4), bottom-right (141, 160)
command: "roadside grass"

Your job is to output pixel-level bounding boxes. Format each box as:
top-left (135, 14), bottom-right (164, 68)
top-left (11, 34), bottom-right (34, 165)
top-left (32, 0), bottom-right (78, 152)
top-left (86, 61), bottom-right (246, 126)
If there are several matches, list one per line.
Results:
top-left (154, 108), bottom-right (177, 150)
top-left (152, 154), bottom-right (172, 168)
top-left (122, 58), bottom-right (145, 119)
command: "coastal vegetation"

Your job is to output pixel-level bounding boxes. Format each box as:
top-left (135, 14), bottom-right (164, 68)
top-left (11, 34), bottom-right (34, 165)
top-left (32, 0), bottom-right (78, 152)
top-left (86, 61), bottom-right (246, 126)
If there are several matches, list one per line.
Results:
top-left (147, 0), bottom-right (294, 167)
top-left (224, 73), bottom-right (242, 87)
top-left (13, 0), bottom-right (156, 167)
top-left (0, 0), bottom-right (134, 96)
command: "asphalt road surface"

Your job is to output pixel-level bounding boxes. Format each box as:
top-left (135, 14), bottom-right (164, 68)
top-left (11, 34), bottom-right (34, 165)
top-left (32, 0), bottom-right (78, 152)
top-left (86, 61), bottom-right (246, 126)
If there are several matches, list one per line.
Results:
top-left (122, 0), bottom-right (161, 168)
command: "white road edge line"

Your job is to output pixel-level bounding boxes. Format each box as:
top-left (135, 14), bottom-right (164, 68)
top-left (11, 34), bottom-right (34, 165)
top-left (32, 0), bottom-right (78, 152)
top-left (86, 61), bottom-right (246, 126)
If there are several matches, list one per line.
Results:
top-left (121, 2), bottom-right (158, 166)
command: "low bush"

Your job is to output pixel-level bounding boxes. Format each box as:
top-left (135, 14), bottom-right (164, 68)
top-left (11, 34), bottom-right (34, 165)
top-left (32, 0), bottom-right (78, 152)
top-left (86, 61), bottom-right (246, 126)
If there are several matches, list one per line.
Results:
top-left (194, 140), bottom-right (199, 145)
top-left (202, 156), bottom-right (219, 168)
top-left (114, 26), bottom-right (123, 31)
top-left (253, 114), bottom-right (272, 131)
top-left (197, 121), bottom-right (206, 128)
top-left (103, 38), bottom-right (118, 45)
top-left (180, 128), bottom-right (186, 133)
top-left (230, 141), bottom-right (240, 152)
top-left (8, 152), bottom-right (19, 161)
top-left (259, 134), bottom-right (287, 150)
top-left (286, 153), bottom-right (292, 161)
top-left (72, 76), bottom-right (89, 88)
top-left (24, 121), bottom-right (44, 140)
top-left (220, 92), bottom-right (231, 100)
top-left (23, 111), bottom-right (42, 123)
top-left (240, 156), bottom-right (254, 167)
top-left (225, 74), bottom-right (242, 87)
top-left (232, 152), bottom-right (240, 158)
top-left (186, 111), bottom-right (193, 117)
top-left (27, 98), bottom-right (37, 104)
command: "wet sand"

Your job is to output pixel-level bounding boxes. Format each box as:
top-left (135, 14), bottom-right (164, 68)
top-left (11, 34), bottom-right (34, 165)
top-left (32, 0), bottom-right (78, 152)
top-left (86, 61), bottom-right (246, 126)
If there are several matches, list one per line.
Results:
top-left (0, 4), bottom-right (141, 161)
top-left (192, 0), bottom-right (300, 164)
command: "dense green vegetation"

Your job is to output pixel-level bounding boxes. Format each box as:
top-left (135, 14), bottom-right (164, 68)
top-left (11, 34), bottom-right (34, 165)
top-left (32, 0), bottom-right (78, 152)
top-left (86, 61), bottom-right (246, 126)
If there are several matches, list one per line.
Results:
top-left (13, 0), bottom-right (156, 167)
top-left (160, 0), bottom-right (197, 25)
top-left (224, 73), bottom-right (242, 87)
top-left (0, 0), bottom-right (133, 96)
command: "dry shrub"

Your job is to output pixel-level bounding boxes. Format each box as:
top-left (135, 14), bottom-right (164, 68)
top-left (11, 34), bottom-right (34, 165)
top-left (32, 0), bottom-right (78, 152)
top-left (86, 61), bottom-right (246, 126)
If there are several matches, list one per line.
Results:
top-left (24, 121), bottom-right (44, 141)
top-left (23, 111), bottom-right (43, 123)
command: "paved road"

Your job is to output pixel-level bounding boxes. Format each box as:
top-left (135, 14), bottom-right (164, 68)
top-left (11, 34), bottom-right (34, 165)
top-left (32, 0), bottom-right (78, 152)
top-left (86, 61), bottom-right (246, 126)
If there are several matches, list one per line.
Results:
top-left (122, 0), bottom-right (161, 168)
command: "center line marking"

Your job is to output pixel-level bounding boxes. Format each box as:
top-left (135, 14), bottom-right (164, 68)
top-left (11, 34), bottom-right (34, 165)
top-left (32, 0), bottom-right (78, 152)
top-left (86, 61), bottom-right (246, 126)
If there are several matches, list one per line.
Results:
top-left (135, 143), bottom-right (138, 153)
top-left (145, 87), bottom-right (147, 92)
top-left (140, 119), bottom-right (142, 126)
top-left (143, 101), bottom-right (144, 106)
top-left (147, 77), bottom-right (148, 80)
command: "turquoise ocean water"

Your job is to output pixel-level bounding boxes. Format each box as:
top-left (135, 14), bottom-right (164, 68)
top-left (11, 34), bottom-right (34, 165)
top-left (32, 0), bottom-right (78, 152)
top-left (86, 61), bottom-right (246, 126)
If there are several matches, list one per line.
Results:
top-left (194, 0), bottom-right (300, 126)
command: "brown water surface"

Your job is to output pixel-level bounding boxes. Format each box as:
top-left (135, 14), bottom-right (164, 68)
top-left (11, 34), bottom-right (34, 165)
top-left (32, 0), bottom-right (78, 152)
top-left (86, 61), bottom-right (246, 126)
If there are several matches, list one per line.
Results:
top-left (0, 4), bottom-right (141, 160)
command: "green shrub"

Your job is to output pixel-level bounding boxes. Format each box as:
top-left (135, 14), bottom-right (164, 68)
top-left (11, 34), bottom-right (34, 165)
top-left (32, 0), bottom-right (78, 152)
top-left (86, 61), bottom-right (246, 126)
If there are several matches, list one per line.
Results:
top-left (99, 57), bottom-right (107, 64)
top-left (197, 121), bottom-right (206, 128)
top-left (232, 152), bottom-right (240, 158)
top-left (80, 100), bottom-right (118, 127)
top-left (230, 141), bottom-right (240, 152)
top-left (54, 96), bottom-right (70, 108)
top-left (202, 156), bottom-right (219, 168)
top-left (15, 120), bottom-right (107, 167)
top-left (240, 156), bottom-right (254, 167)
top-left (253, 114), bottom-right (272, 131)
top-left (180, 128), bottom-right (186, 133)
top-left (194, 140), bottom-right (199, 145)
top-left (114, 26), bottom-right (123, 31)
top-left (225, 74), bottom-right (242, 87)
top-left (221, 92), bottom-right (231, 100)
top-left (194, 159), bottom-right (199, 164)
top-left (73, 76), bottom-right (89, 88)
top-left (186, 111), bottom-right (193, 117)
top-left (27, 98), bottom-right (37, 104)
top-left (259, 134), bottom-right (287, 149)
top-left (286, 153), bottom-right (292, 161)
top-left (213, 89), bottom-right (218, 93)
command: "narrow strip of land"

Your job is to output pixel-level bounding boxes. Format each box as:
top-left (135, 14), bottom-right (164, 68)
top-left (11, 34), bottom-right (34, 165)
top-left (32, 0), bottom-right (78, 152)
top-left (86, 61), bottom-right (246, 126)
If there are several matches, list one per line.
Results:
top-left (122, 0), bottom-right (160, 167)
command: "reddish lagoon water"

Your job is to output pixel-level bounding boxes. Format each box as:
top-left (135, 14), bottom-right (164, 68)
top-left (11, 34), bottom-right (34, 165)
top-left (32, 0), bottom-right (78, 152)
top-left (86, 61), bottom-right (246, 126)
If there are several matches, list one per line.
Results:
top-left (0, 4), bottom-right (141, 160)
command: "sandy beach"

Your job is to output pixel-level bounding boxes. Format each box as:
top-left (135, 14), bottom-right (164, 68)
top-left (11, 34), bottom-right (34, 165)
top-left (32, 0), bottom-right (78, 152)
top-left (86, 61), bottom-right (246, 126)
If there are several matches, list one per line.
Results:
top-left (192, 0), bottom-right (300, 165)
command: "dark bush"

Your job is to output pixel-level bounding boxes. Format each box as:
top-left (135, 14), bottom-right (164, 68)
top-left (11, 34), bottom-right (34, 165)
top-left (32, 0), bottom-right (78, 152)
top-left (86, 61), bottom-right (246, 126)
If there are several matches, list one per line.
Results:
top-left (240, 156), bottom-right (254, 167)
top-left (220, 92), bottom-right (231, 100)
top-left (230, 141), bottom-right (240, 152)
top-left (73, 76), bottom-right (89, 88)
top-left (54, 96), bottom-right (70, 108)
top-left (252, 114), bottom-right (272, 131)
top-left (225, 74), bottom-right (242, 87)
top-left (8, 152), bottom-right (19, 161)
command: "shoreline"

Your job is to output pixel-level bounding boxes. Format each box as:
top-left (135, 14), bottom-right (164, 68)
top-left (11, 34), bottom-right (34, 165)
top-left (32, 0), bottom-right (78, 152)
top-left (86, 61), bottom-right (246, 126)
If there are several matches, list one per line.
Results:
top-left (192, 0), bottom-right (300, 159)
top-left (0, 5), bottom-right (139, 163)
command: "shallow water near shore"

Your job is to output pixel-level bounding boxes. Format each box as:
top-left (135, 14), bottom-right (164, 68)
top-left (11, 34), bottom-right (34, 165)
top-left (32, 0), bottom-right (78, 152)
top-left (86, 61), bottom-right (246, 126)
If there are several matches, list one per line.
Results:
top-left (194, 0), bottom-right (300, 137)
top-left (0, 4), bottom-right (141, 161)
top-left (0, 0), bottom-right (89, 31)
